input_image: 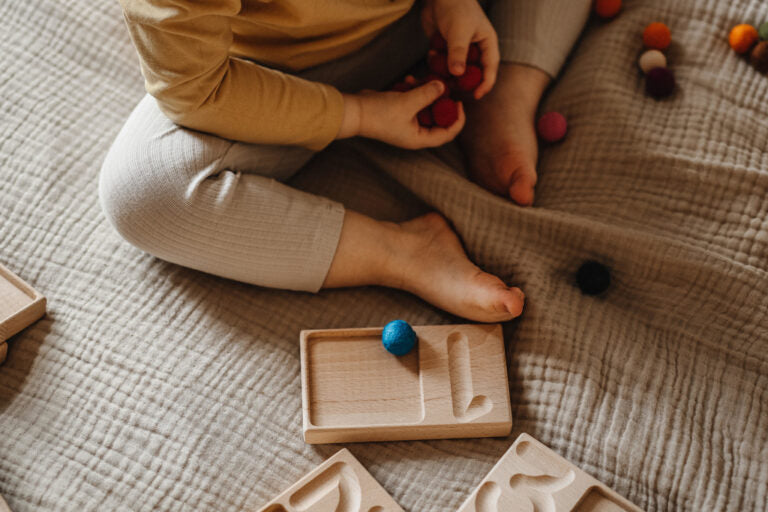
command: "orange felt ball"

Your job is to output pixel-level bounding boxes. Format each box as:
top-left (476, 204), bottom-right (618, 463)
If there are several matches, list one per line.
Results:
top-left (729, 24), bottom-right (759, 54)
top-left (643, 22), bottom-right (671, 50)
top-left (594, 0), bottom-right (621, 19)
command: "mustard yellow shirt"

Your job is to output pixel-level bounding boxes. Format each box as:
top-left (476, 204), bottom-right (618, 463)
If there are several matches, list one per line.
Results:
top-left (120, 0), bottom-right (414, 150)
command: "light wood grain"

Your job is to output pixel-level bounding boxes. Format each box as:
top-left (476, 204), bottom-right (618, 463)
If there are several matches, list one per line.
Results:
top-left (300, 323), bottom-right (512, 444)
top-left (0, 263), bottom-right (46, 347)
top-left (458, 433), bottom-right (644, 512)
top-left (257, 448), bottom-right (404, 512)
top-left (0, 494), bottom-right (12, 512)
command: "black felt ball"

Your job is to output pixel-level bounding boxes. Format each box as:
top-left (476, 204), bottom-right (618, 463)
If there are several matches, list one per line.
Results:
top-left (576, 261), bottom-right (611, 295)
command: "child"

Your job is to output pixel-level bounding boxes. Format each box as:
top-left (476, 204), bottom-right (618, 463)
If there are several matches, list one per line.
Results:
top-left (101, 0), bottom-right (591, 322)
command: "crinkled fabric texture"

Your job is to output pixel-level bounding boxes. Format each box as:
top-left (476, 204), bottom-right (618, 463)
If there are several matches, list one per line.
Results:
top-left (1, 0), bottom-right (767, 511)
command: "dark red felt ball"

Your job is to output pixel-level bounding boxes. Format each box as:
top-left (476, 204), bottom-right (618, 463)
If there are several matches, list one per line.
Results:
top-left (645, 67), bottom-right (675, 98)
top-left (456, 65), bottom-right (483, 92)
top-left (417, 108), bottom-right (434, 127)
top-left (428, 53), bottom-right (450, 77)
top-left (467, 43), bottom-right (481, 64)
top-left (431, 98), bottom-right (459, 127)
top-left (391, 81), bottom-right (412, 92)
top-left (429, 33), bottom-right (447, 51)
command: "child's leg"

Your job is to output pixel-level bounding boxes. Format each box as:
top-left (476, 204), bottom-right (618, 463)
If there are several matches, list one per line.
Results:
top-left (100, 95), bottom-right (524, 321)
top-left (461, 0), bottom-right (591, 206)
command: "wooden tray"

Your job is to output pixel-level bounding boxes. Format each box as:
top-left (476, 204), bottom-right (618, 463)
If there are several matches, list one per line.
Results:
top-left (0, 263), bottom-right (46, 364)
top-left (458, 433), bottom-right (643, 512)
top-left (300, 323), bottom-right (512, 444)
top-left (257, 449), bottom-right (404, 512)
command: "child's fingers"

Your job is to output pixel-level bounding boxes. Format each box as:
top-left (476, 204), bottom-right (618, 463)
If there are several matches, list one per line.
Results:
top-left (405, 80), bottom-right (446, 111)
top-left (420, 4), bottom-right (436, 37)
top-left (474, 33), bottom-right (500, 99)
top-left (444, 24), bottom-right (473, 76)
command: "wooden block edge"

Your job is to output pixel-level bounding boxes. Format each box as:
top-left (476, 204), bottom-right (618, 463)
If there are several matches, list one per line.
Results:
top-left (257, 448), bottom-right (404, 512)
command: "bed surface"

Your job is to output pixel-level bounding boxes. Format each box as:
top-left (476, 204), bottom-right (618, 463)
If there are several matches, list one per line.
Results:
top-left (1, 0), bottom-right (767, 510)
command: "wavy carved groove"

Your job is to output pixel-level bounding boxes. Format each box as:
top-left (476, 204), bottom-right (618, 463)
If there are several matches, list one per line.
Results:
top-left (447, 331), bottom-right (492, 422)
top-left (474, 481), bottom-right (502, 512)
top-left (508, 470), bottom-right (576, 512)
top-left (288, 462), bottom-right (362, 512)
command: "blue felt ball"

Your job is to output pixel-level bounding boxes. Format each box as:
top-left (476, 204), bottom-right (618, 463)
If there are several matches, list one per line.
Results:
top-left (382, 320), bottom-right (417, 356)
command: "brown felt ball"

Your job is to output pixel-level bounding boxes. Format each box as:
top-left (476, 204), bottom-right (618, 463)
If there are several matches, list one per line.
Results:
top-left (431, 98), bottom-right (459, 127)
top-left (751, 41), bottom-right (768, 73)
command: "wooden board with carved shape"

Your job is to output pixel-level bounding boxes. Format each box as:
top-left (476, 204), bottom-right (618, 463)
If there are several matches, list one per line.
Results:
top-left (257, 449), bottom-right (404, 512)
top-left (0, 263), bottom-right (46, 365)
top-left (0, 494), bottom-right (12, 512)
top-left (458, 433), bottom-right (644, 512)
top-left (300, 324), bottom-right (512, 444)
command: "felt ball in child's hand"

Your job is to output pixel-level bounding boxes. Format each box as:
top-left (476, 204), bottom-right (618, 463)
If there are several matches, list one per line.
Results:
top-left (643, 22), bottom-right (671, 50)
top-left (594, 0), bottom-right (621, 19)
top-left (428, 52), bottom-right (450, 77)
top-left (638, 49), bottom-right (667, 74)
top-left (645, 67), bottom-right (675, 98)
top-left (467, 43), bottom-right (481, 64)
top-left (536, 112), bottom-right (567, 143)
top-left (751, 41), bottom-right (768, 73)
top-left (759, 22), bottom-right (768, 41)
top-left (430, 32), bottom-right (447, 51)
top-left (729, 24), bottom-right (759, 54)
top-left (417, 108), bottom-right (434, 127)
top-left (382, 320), bottom-right (417, 356)
top-left (431, 97), bottom-right (459, 127)
top-left (456, 65), bottom-right (483, 92)
top-left (391, 81), bottom-right (412, 92)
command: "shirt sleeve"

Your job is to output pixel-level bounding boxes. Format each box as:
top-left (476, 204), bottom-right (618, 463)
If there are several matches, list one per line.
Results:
top-left (490, 0), bottom-right (592, 78)
top-left (119, 0), bottom-right (345, 150)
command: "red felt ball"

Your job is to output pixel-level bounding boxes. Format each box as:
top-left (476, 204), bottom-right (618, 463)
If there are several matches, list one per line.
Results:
top-left (425, 74), bottom-right (451, 98)
top-left (417, 108), bottom-right (434, 127)
top-left (429, 33), bottom-right (447, 51)
top-left (645, 66), bottom-right (675, 98)
top-left (428, 52), bottom-right (450, 77)
top-left (431, 98), bottom-right (459, 127)
top-left (457, 65), bottom-right (483, 92)
top-left (536, 111), bottom-right (567, 143)
top-left (467, 43), bottom-right (481, 64)
top-left (391, 81), bottom-right (412, 92)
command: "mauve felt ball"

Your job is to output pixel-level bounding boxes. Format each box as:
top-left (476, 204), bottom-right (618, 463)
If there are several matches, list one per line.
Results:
top-left (760, 22), bottom-right (768, 41)
top-left (382, 320), bottom-right (417, 356)
top-left (638, 49), bottom-right (667, 74)
top-left (645, 67), bottom-right (675, 98)
top-left (751, 41), bottom-right (768, 73)
top-left (536, 112), bottom-right (567, 143)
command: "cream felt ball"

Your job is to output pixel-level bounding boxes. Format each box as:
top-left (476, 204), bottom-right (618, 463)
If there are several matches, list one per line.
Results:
top-left (639, 49), bottom-right (667, 74)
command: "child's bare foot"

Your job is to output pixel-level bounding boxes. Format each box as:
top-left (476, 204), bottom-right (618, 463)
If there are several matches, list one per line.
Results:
top-left (382, 213), bottom-right (524, 322)
top-left (460, 63), bottom-right (550, 206)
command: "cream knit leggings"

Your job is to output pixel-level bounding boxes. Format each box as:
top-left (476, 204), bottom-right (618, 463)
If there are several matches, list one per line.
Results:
top-left (100, 8), bottom-right (430, 292)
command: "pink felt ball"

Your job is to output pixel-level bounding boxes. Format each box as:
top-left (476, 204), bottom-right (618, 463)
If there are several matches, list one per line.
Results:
top-left (536, 112), bottom-right (567, 143)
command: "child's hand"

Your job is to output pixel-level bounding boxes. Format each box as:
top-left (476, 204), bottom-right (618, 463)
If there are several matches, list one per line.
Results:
top-left (339, 80), bottom-right (465, 149)
top-left (421, 0), bottom-right (500, 99)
